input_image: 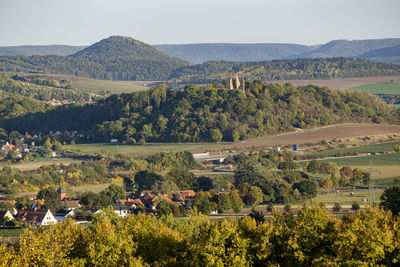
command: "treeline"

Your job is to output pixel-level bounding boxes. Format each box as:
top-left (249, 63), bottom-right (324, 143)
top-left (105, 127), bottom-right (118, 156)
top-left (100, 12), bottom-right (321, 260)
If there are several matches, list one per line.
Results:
top-left (1, 82), bottom-right (397, 143)
top-left (1, 205), bottom-right (400, 266)
top-left (0, 73), bottom-right (89, 101)
top-left (169, 57), bottom-right (400, 83)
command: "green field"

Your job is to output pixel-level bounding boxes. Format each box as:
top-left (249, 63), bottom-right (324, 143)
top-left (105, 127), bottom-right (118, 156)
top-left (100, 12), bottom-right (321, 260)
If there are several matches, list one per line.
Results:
top-left (308, 141), bottom-right (400, 157)
top-left (69, 78), bottom-right (148, 95)
top-left (389, 104), bottom-right (400, 109)
top-left (68, 182), bottom-right (123, 194)
top-left (353, 82), bottom-right (400, 95)
top-left (316, 188), bottom-right (382, 205)
top-left (66, 143), bottom-right (219, 157)
top-left (319, 152), bottom-right (400, 166)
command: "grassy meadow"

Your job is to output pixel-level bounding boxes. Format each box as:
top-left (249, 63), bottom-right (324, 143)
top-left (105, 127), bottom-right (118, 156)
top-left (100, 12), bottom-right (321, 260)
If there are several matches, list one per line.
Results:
top-left (308, 140), bottom-right (400, 157)
top-left (353, 82), bottom-right (400, 95)
top-left (66, 143), bottom-right (219, 157)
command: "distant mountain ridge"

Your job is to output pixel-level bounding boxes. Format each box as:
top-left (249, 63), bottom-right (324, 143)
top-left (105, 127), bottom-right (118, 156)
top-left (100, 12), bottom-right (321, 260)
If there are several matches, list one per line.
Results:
top-left (1, 36), bottom-right (400, 82)
top-left (1, 37), bottom-right (400, 64)
top-left (0, 45), bottom-right (87, 56)
top-left (155, 38), bottom-right (400, 64)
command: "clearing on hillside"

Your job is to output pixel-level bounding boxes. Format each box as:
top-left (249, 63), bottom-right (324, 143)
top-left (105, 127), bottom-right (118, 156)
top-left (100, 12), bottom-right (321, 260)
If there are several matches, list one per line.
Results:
top-left (353, 82), bottom-right (400, 95)
top-left (270, 76), bottom-right (400, 90)
top-left (214, 123), bottom-right (400, 152)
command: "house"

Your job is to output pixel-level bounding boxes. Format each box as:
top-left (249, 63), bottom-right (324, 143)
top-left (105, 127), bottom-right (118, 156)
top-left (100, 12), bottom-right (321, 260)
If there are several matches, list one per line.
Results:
top-left (113, 206), bottom-right (130, 218)
top-left (55, 209), bottom-right (75, 222)
top-left (15, 208), bottom-right (57, 226)
top-left (20, 144), bottom-right (29, 153)
top-left (0, 210), bottom-right (15, 223)
top-left (1, 142), bottom-right (19, 152)
top-left (179, 190), bottom-right (196, 201)
top-left (61, 199), bottom-right (80, 210)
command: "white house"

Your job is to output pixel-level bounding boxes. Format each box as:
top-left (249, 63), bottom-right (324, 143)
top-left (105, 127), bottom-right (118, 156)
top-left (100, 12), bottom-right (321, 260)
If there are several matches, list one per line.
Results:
top-left (0, 210), bottom-right (15, 223)
top-left (15, 209), bottom-right (57, 226)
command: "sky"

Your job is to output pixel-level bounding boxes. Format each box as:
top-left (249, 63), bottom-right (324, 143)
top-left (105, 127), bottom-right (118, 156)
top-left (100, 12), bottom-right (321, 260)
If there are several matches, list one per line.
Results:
top-left (0, 0), bottom-right (399, 46)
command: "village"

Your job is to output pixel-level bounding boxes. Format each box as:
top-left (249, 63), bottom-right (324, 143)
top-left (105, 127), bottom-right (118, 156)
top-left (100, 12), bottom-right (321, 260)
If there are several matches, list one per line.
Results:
top-left (0, 186), bottom-right (199, 227)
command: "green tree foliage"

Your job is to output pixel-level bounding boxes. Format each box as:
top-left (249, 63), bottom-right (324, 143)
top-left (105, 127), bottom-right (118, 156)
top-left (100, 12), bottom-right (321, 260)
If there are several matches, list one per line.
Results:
top-left (170, 57), bottom-right (400, 83)
top-left (292, 180), bottom-right (318, 199)
top-left (230, 190), bottom-right (243, 213)
top-left (166, 168), bottom-right (196, 190)
top-left (2, 205), bottom-right (400, 265)
top-left (380, 186), bottom-right (400, 215)
top-left (37, 187), bottom-right (61, 212)
top-left (134, 170), bottom-right (164, 191)
top-left (2, 83), bottom-right (397, 143)
top-left (0, 73), bottom-right (89, 101)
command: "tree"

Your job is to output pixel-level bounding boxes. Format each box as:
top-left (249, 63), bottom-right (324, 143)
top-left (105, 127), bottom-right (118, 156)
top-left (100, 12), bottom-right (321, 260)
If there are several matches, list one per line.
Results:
top-left (210, 129), bottom-right (222, 143)
top-left (134, 170), bottom-right (164, 191)
top-left (100, 184), bottom-right (126, 206)
top-left (340, 166), bottom-right (352, 178)
top-left (43, 138), bottom-right (52, 149)
top-left (292, 180), bottom-right (318, 199)
top-left (52, 140), bottom-right (64, 151)
top-left (380, 186), bottom-right (400, 215)
top-left (166, 168), bottom-right (196, 190)
top-left (217, 193), bottom-right (232, 213)
top-left (193, 192), bottom-right (212, 215)
top-left (151, 180), bottom-right (179, 195)
top-left (351, 202), bottom-right (360, 211)
top-left (248, 208), bottom-right (265, 224)
top-left (239, 183), bottom-right (263, 206)
top-left (8, 130), bottom-right (21, 146)
top-left (37, 187), bottom-right (61, 213)
top-left (230, 190), bottom-right (243, 213)
top-left (80, 192), bottom-right (102, 209)
top-left (333, 202), bottom-right (341, 212)
top-left (123, 176), bottom-right (135, 192)
top-left (307, 160), bottom-right (320, 173)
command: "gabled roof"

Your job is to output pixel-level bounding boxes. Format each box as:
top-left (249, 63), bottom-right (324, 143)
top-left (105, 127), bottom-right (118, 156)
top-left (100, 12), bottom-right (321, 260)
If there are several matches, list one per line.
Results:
top-left (62, 200), bottom-right (80, 209)
top-left (15, 209), bottom-right (50, 224)
top-left (0, 210), bottom-right (14, 221)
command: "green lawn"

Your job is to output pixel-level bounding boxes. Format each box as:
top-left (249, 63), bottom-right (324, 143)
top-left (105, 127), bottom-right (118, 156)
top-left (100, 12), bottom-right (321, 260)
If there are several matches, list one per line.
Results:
top-left (316, 189), bottom-right (382, 205)
top-left (66, 143), bottom-right (219, 157)
top-left (354, 82), bottom-right (400, 95)
top-left (308, 141), bottom-right (400, 157)
top-left (318, 152), bottom-right (400, 166)
top-left (69, 182), bottom-right (123, 194)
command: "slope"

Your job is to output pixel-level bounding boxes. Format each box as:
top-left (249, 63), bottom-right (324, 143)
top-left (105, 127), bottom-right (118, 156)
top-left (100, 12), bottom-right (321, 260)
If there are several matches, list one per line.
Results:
top-left (0, 36), bottom-right (190, 81)
top-left (296, 38), bottom-right (400, 58)
top-left (357, 44), bottom-right (400, 64)
top-left (155, 43), bottom-right (313, 64)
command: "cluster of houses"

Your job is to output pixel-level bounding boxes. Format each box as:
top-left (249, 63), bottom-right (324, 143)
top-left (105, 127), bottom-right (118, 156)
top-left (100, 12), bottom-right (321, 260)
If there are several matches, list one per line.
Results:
top-left (1, 143), bottom-right (30, 158)
top-left (46, 98), bottom-right (96, 106)
top-left (0, 188), bottom-right (197, 227)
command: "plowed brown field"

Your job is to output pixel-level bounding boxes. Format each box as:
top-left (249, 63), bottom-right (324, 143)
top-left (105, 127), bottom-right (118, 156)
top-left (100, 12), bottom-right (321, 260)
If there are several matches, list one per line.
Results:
top-left (214, 123), bottom-right (400, 151)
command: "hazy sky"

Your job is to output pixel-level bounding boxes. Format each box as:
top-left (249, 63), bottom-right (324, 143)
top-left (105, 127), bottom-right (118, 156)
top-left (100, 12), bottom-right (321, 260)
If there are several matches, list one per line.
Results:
top-left (1, 0), bottom-right (399, 46)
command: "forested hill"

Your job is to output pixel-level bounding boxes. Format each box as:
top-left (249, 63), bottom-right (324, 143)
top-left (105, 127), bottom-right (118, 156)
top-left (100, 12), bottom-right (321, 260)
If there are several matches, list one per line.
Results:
top-left (1, 82), bottom-right (398, 143)
top-left (156, 38), bottom-right (400, 64)
top-left (0, 36), bottom-right (190, 81)
top-left (155, 43), bottom-right (313, 64)
top-left (169, 57), bottom-right (400, 84)
top-left (358, 44), bottom-right (400, 64)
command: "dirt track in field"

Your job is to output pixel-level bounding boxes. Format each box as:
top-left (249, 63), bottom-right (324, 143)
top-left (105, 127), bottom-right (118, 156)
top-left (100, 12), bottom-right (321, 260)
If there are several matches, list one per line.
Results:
top-left (269, 76), bottom-right (400, 90)
top-left (212, 123), bottom-right (400, 151)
